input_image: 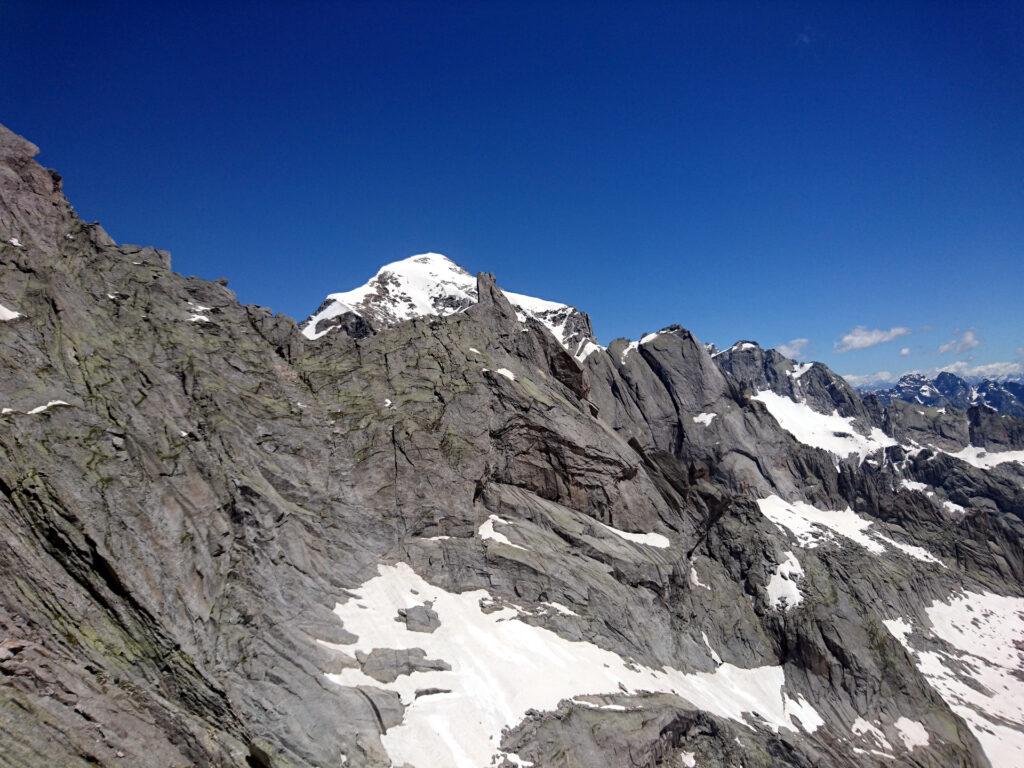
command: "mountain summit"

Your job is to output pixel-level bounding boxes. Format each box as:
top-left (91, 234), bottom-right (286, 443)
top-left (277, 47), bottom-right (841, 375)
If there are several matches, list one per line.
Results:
top-left (3, 123), bottom-right (1024, 768)
top-left (302, 252), bottom-right (600, 360)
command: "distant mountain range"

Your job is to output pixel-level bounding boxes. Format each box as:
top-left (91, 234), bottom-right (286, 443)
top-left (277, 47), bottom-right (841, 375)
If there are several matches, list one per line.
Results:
top-left (861, 371), bottom-right (1024, 417)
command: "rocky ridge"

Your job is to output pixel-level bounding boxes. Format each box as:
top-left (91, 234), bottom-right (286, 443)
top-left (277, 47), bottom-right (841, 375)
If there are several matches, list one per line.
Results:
top-left (2, 123), bottom-right (1024, 768)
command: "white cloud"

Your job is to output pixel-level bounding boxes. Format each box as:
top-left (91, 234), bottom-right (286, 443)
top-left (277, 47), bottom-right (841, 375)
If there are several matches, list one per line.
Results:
top-left (1017, 347), bottom-right (1024, 358)
top-left (939, 360), bottom-right (1022, 379)
top-left (847, 360), bottom-right (1024, 387)
top-left (842, 371), bottom-right (896, 388)
top-left (846, 360), bottom-right (1024, 389)
top-left (899, 347), bottom-right (911, 357)
top-left (775, 338), bottom-right (810, 359)
top-left (938, 330), bottom-right (980, 355)
top-left (834, 326), bottom-right (910, 352)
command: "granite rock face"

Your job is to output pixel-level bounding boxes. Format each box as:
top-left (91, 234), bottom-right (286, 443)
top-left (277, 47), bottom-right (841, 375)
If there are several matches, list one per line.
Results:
top-left (2, 123), bottom-right (1024, 768)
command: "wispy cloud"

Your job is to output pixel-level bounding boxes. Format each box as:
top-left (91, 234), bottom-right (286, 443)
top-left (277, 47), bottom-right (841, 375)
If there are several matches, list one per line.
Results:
top-left (775, 338), bottom-right (810, 359)
top-left (843, 360), bottom-right (1023, 388)
top-left (834, 325), bottom-right (910, 352)
top-left (899, 347), bottom-right (911, 357)
top-left (794, 27), bottom-right (821, 47)
top-left (938, 330), bottom-right (980, 355)
top-left (842, 371), bottom-right (896, 387)
top-left (940, 360), bottom-right (1022, 379)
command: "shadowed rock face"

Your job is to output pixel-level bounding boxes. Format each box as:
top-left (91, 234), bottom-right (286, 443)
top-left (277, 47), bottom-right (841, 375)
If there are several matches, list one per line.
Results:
top-left (1, 123), bottom-right (1023, 768)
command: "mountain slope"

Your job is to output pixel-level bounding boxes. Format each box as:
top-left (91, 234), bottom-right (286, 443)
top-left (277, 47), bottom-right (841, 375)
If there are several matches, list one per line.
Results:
top-left (2, 123), bottom-right (1024, 768)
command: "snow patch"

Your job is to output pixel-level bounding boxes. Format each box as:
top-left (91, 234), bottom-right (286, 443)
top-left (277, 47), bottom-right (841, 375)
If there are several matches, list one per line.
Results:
top-left (752, 390), bottom-right (895, 459)
top-left (640, 329), bottom-right (668, 345)
top-left (701, 632), bottom-right (722, 666)
top-left (766, 552), bottom-right (804, 610)
top-left (900, 480), bottom-right (965, 517)
top-left (873, 534), bottom-right (943, 566)
top-left (494, 368), bottom-right (516, 381)
top-left (944, 445), bottom-right (1024, 470)
top-left (23, 403), bottom-right (71, 415)
top-left (575, 340), bottom-right (603, 361)
top-left (693, 413), bottom-right (716, 426)
top-left (788, 363), bottom-right (813, 379)
top-left (852, 717), bottom-right (892, 751)
top-left (619, 330), bottom-right (671, 363)
top-left (8, 237), bottom-right (22, 247)
top-left (899, 479), bottom-right (929, 492)
top-left (571, 699), bottom-right (634, 713)
top-left (757, 496), bottom-right (883, 553)
top-left (942, 500), bottom-right (966, 515)
top-left (885, 592), bottom-right (1024, 767)
top-left (0, 302), bottom-right (22, 321)
top-left (320, 562), bottom-right (824, 768)
top-left (501, 753), bottom-right (533, 767)
top-left (757, 496), bottom-right (941, 565)
top-left (598, 521), bottom-right (670, 548)
top-left (894, 717), bottom-right (929, 750)
top-left (186, 300), bottom-right (212, 323)
top-left (689, 565), bottom-right (711, 590)
top-left (882, 618), bottom-right (913, 645)
top-left (542, 601), bottom-right (578, 617)
top-left (478, 515), bottom-right (526, 550)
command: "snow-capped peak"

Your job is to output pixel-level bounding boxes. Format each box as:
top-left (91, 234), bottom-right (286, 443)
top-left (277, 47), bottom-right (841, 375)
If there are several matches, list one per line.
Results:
top-left (304, 253), bottom-right (472, 335)
top-left (302, 253), bottom-right (597, 359)
top-left (713, 340), bottom-right (761, 357)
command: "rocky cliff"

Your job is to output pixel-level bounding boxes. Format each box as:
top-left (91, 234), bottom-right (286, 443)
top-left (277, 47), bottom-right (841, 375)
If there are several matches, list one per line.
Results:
top-left (2, 123), bottom-right (1023, 768)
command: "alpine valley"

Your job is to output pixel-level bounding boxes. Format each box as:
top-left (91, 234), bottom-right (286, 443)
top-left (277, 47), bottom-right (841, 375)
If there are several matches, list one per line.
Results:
top-left (2, 123), bottom-right (1024, 768)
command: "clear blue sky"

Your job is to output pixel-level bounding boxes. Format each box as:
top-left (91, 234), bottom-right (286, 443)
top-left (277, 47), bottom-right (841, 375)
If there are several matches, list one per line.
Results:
top-left (3, 1), bottom-right (1022, 382)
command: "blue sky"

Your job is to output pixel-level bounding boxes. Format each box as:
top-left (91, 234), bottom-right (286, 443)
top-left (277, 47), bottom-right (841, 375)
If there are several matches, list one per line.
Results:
top-left (3, 1), bottom-right (1022, 382)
